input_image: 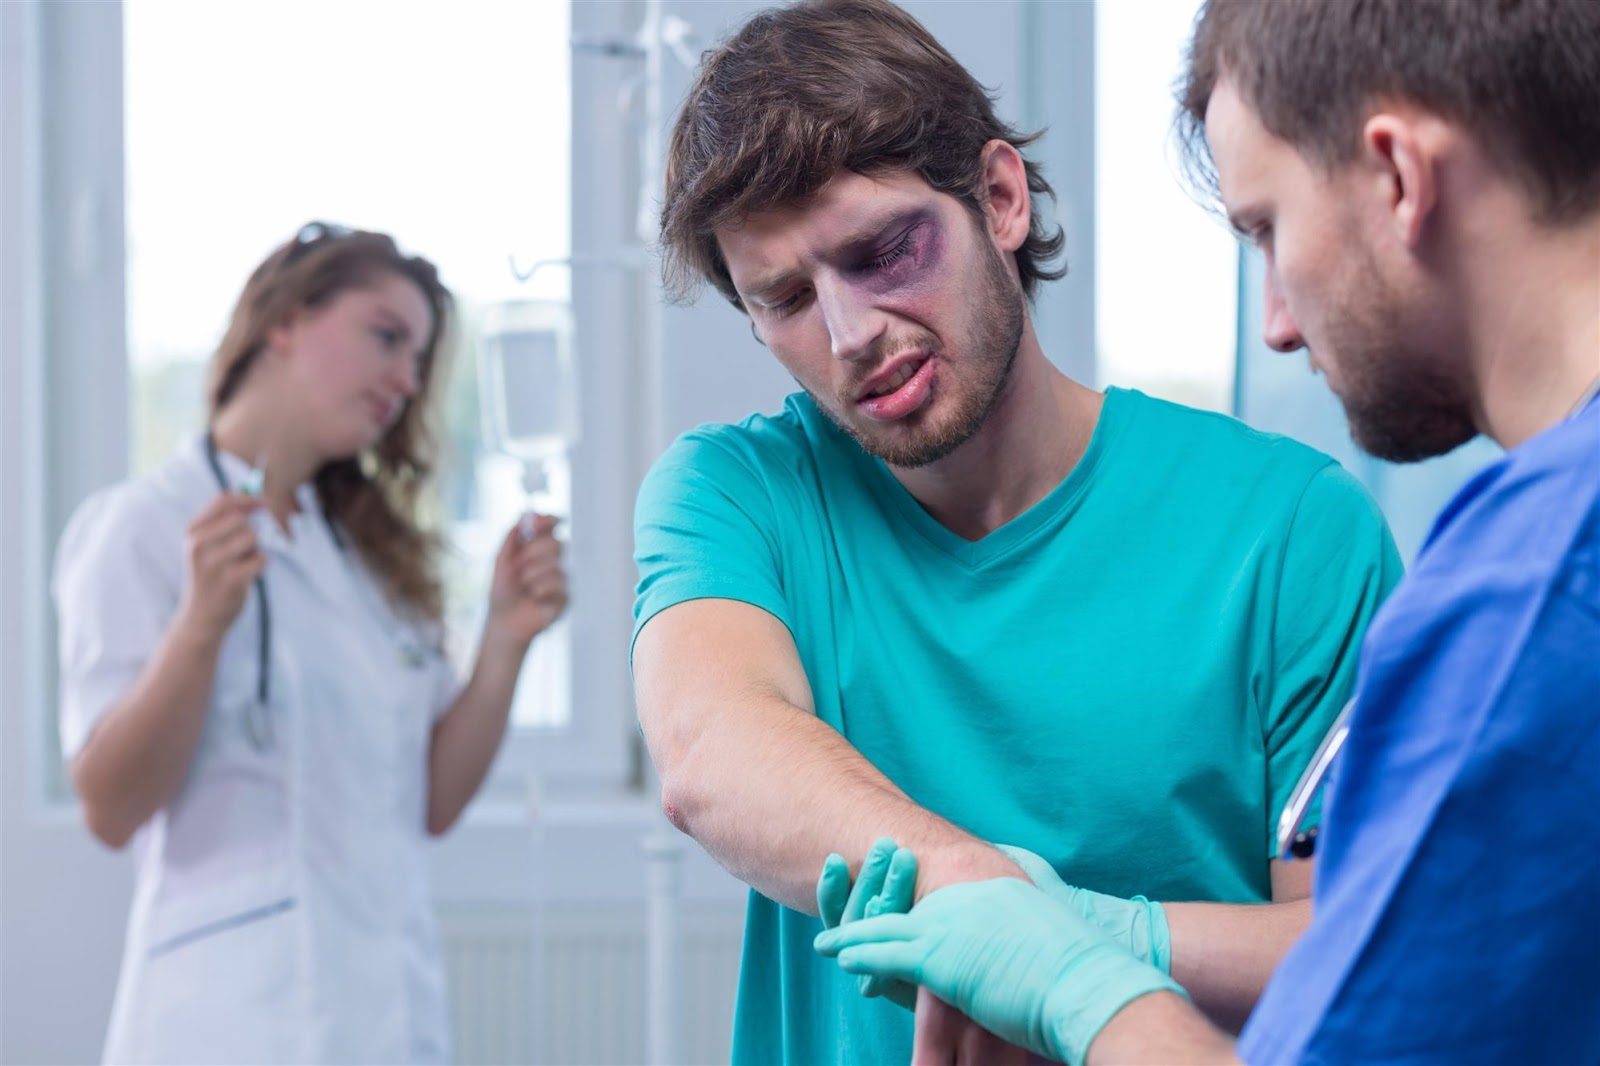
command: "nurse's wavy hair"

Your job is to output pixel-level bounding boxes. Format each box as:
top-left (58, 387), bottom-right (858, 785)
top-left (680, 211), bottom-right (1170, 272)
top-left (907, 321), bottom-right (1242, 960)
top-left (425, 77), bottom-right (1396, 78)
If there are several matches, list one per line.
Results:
top-left (207, 222), bottom-right (454, 622)
top-left (659, 0), bottom-right (1066, 309)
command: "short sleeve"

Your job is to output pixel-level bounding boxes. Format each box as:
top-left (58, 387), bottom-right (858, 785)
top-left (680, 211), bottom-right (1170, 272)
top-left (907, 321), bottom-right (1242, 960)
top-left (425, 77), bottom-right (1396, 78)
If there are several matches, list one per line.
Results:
top-left (632, 428), bottom-right (793, 663)
top-left (53, 485), bottom-right (185, 760)
top-left (1262, 462), bottom-right (1404, 854)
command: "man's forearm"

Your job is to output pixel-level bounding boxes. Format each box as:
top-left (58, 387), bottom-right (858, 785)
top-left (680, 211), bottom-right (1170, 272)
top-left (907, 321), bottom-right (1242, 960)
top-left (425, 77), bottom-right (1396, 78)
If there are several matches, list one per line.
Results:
top-left (1165, 898), bottom-right (1311, 1032)
top-left (650, 692), bottom-right (1014, 911)
top-left (1087, 991), bottom-right (1240, 1066)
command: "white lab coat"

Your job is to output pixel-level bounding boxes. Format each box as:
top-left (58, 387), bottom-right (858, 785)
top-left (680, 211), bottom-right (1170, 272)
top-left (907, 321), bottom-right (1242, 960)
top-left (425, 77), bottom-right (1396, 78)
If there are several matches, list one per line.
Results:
top-left (53, 436), bottom-right (461, 1065)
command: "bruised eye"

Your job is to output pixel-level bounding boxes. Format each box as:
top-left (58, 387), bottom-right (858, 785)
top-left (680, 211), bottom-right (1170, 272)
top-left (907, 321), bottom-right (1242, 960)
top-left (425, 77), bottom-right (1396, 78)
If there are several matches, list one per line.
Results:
top-left (866, 232), bottom-right (914, 272)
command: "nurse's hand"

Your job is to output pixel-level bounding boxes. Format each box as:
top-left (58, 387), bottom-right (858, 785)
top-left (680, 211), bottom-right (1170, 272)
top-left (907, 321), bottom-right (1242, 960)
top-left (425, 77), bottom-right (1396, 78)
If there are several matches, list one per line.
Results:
top-left (995, 845), bottom-right (1173, 973)
top-left (484, 514), bottom-right (568, 650)
top-left (177, 493), bottom-right (267, 640)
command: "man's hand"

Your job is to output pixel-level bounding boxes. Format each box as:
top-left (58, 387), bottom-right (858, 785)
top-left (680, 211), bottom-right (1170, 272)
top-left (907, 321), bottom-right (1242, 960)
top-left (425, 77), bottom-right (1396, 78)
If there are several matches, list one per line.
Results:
top-left (914, 989), bottom-right (1030, 1066)
top-left (816, 878), bottom-right (1183, 1065)
top-left (817, 838), bottom-right (920, 1008)
top-left (819, 840), bottom-right (1037, 1061)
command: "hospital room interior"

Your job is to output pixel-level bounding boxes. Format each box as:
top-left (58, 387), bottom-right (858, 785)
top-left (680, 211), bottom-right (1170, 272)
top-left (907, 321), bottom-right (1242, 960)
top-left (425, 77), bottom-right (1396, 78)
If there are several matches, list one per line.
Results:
top-left (1, 0), bottom-right (1554, 1063)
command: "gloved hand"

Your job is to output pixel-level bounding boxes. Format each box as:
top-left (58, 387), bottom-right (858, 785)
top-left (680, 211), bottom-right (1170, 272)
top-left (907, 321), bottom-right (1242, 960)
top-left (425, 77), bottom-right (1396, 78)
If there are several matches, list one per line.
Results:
top-left (816, 837), bottom-right (918, 1009)
top-left (995, 844), bottom-right (1172, 973)
top-left (813, 878), bottom-right (1183, 1066)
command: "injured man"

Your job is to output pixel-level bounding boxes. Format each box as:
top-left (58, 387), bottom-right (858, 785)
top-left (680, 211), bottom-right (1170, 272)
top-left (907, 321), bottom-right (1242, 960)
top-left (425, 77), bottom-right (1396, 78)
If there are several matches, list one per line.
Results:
top-left (630, 1), bottom-right (1401, 1063)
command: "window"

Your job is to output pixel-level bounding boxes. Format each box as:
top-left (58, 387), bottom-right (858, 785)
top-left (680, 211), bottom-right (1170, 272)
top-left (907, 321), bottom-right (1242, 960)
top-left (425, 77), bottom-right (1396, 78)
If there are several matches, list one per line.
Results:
top-left (1091, 0), bottom-right (1496, 559)
top-left (124, 0), bottom-right (574, 731)
top-left (1095, 0), bottom-right (1236, 412)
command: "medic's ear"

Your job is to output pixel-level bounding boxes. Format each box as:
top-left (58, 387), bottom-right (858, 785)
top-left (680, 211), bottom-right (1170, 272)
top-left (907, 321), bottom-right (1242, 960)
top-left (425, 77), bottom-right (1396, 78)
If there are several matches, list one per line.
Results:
top-left (1361, 112), bottom-right (1437, 249)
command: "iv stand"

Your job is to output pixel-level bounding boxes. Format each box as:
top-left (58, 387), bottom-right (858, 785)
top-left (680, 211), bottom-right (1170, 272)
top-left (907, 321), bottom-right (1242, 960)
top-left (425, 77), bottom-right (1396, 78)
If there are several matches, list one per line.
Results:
top-left (505, 4), bottom-right (698, 1063)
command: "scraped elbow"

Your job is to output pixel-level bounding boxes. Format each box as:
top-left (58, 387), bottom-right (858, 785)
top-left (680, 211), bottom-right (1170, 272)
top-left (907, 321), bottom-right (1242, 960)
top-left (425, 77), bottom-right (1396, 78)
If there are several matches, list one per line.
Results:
top-left (657, 775), bottom-right (693, 835)
top-left (656, 760), bottom-right (706, 838)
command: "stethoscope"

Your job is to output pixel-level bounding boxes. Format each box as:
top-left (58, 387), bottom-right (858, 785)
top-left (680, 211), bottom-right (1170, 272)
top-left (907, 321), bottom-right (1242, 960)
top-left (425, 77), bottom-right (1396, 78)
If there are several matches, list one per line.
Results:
top-left (1276, 698), bottom-right (1352, 861)
top-left (202, 431), bottom-right (282, 752)
top-left (201, 433), bottom-right (432, 753)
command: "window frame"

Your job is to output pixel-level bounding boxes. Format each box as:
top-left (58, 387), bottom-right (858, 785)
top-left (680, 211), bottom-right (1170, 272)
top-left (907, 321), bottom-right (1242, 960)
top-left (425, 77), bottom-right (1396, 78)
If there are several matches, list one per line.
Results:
top-left (489, 0), bottom-right (647, 796)
top-left (5, 0), bottom-right (129, 810)
top-left (28, 0), bottom-right (647, 812)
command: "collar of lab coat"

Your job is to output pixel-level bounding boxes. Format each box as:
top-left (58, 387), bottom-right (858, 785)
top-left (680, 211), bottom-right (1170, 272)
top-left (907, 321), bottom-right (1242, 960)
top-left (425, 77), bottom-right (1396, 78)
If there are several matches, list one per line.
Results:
top-left (188, 435), bottom-right (355, 608)
top-left (203, 439), bottom-right (322, 520)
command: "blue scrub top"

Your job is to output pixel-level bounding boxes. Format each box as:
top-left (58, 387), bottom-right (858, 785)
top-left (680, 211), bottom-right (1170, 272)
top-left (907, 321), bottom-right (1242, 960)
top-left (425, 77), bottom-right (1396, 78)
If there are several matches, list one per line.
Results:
top-left (1242, 396), bottom-right (1600, 1064)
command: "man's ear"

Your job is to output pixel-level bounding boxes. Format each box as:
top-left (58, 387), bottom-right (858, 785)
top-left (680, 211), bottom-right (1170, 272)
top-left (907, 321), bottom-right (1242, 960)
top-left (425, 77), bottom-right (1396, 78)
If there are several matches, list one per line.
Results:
top-left (1362, 113), bottom-right (1437, 248)
top-left (977, 140), bottom-right (1032, 253)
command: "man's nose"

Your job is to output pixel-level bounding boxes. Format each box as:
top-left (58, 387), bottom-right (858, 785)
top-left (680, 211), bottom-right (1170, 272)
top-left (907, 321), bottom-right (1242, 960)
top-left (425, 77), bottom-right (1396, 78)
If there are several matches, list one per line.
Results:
top-left (816, 277), bottom-right (888, 363)
top-left (1261, 265), bottom-right (1305, 354)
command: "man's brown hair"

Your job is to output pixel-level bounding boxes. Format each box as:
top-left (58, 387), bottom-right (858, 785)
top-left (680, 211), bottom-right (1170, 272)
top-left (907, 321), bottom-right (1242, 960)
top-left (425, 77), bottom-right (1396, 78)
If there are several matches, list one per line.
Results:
top-left (1178, 0), bottom-right (1600, 224)
top-left (660, 0), bottom-right (1065, 308)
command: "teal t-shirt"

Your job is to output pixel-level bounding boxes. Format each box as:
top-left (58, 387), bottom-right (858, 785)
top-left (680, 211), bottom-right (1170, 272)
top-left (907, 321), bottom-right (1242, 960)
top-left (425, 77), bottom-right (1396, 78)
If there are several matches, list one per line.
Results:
top-left (632, 387), bottom-right (1403, 1065)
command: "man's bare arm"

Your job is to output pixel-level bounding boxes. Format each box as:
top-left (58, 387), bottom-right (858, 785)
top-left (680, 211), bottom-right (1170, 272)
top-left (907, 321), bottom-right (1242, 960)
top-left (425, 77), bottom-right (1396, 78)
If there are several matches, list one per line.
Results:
top-left (1088, 991), bottom-right (1240, 1066)
top-left (1164, 858), bottom-right (1313, 1032)
top-left (634, 598), bottom-right (1022, 912)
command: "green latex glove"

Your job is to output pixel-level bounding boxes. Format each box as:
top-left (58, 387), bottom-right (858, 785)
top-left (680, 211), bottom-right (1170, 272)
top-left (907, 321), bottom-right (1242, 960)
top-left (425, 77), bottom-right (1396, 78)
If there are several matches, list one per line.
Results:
top-left (814, 878), bottom-right (1183, 1066)
top-left (816, 838), bottom-right (918, 1009)
top-left (995, 844), bottom-right (1172, 973)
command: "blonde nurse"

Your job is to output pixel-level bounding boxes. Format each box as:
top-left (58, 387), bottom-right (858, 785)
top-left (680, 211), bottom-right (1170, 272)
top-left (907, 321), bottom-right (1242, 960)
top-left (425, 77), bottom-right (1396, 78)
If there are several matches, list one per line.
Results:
top-left (53, 223), bottom-right (567, 1064)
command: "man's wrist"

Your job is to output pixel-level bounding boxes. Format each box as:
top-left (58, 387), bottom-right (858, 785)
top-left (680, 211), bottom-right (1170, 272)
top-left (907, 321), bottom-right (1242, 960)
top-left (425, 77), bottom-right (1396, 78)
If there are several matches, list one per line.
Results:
top-left (1045, 956), bottom-right (1189, 1066)
top-left (914, 839), bottom-right (1027, 901)
top-left (1080, 988), bottom-right (1237, 1066)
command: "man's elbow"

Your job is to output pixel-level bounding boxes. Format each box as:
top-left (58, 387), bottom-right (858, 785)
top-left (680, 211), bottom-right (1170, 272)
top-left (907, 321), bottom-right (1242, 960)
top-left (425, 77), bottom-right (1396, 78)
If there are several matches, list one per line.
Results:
top-left (639, 705), bottom-right (706, 836)
top-left (654, 724), bottom-right (719, 839)
top-left (656, 763), bottom-right (703, 836)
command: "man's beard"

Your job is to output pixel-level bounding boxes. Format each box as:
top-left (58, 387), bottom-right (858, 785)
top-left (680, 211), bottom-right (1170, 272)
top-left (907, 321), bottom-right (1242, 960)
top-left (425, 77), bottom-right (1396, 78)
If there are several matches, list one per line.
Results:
top-left (1321, 260), bottom-right (1477, 463)
top-left (809, 237), bottom-right (1026, 468)
top-left (1338, 363), bottom-right (1477, 462)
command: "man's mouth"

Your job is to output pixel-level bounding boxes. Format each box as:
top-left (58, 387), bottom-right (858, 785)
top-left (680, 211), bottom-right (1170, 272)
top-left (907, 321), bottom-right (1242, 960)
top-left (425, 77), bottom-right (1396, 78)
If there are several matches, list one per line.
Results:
top-left (855, 354), bottom-right (934, 422)
top-left (865, 359), bottom-right (920, 397)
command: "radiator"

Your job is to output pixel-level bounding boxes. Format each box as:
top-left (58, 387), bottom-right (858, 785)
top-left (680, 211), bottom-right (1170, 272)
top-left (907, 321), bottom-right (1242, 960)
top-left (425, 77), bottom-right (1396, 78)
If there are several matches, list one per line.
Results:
top-left (439, 901), bottom-right (745, 1066)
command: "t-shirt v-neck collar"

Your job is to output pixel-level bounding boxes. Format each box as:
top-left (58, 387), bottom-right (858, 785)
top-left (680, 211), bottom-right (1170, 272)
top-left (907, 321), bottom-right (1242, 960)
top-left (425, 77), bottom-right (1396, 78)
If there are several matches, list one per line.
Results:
top-left (844, 387), bottom-right (1130, 569)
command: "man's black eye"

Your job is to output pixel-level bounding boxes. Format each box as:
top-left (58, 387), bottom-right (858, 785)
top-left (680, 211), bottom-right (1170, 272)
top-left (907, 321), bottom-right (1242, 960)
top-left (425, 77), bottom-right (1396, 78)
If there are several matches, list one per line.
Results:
top-left (868, 233), bottom-right (914, 271)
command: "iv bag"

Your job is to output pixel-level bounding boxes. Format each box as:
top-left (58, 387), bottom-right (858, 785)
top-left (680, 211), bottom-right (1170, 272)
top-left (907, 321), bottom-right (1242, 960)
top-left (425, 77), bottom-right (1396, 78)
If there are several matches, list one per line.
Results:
top-left (478, 299), bottom-right (579, 463)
